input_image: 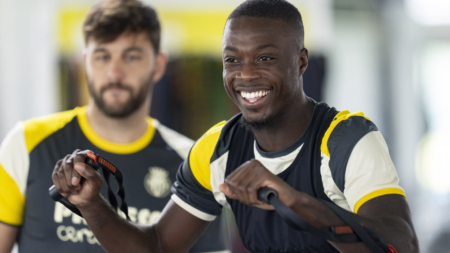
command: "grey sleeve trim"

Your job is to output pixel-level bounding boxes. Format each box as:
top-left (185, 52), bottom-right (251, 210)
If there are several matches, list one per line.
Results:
top-left (328, 116), bottom-right (378, 192)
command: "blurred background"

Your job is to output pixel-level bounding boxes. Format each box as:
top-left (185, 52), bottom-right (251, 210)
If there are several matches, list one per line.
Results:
top-left (1, 0), bottom-right (450, 252)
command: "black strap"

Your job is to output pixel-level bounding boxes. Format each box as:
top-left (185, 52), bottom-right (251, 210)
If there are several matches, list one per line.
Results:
top-left (269, 194), bottom-right (361, 243)
top-left (258, 187), bottom-right (390, 253)
top-left (320, 200), bottom-right (390, 253)
top-left (101, 167), bottom-right (118, 210)
top-left (112, 169), bottom-right (129, 220)
top-left (96, 156), bottom-right (130, 221)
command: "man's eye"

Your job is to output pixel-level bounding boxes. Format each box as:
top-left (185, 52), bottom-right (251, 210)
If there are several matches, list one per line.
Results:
top-left (259, 56), bottom-right (273, 61)
top-left (96, 55), bottom-right (109, 62)
top-left (126, 55), bottom-right (140, 61)
top-left (225, 58), bottom-right (238, 63)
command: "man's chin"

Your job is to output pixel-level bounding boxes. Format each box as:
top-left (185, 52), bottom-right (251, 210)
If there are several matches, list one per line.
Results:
top-left (239, 113), bottom-right (275, 132)
top-left (99, 104), bottom-right (135, 118)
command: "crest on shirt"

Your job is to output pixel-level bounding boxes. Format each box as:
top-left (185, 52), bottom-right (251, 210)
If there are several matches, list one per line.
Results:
top-left (144, 167), bottom-right (172, 198)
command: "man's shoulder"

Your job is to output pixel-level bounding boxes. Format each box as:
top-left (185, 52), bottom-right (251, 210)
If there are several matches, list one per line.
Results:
top-left (191, 113), bottom-right (243, 162)
top-left (23, 108), bottom-right (81, 129)
top-left (189, 120), bottom-right (227, 163)
top-left (0, 108), bottom-right (83, 226)
top-left (23, 108), bottom-right (82, 133)
top-left (320, 110), bottom-right (378, 158)
top-left (194, 120), bottom-right (227, 148)
top-left (22, 107), bottom-right (83, 152)
top-left (173, 116), bottom-right (242, 210)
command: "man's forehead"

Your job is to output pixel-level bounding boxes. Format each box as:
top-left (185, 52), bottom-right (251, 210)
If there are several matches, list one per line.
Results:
top-left (224, 17), bottom-right (294, 40)
top-left (223, 17), bottom-right (297, 49)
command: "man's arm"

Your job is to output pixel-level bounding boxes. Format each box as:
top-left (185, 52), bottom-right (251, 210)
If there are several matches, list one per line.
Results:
top-left (219, 159), bottom-right (419, 253)
top-left (287, 188), bottom-right (418, 252)
top-left (330, 194), bottom-right (418, 252)
top-left (52, 150), bottom-right (210, 253)
top-left (0, 223), bottom-right (18, 253)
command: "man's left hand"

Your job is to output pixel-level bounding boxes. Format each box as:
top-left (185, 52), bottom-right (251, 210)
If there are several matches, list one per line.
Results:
top-left (218, 159), bottom-right (299, 210)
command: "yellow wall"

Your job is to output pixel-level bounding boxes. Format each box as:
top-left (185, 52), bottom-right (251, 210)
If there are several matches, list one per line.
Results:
top-left (57, 4), bottom-right (308, 56)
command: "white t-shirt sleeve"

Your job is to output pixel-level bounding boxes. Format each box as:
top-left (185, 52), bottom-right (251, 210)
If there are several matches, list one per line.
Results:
top-left (0, 122), bottom-right (30, 225)
top-left (320, 114), bottom-right (405, 213)
top-left (343, 131), bottom-right (404, 213)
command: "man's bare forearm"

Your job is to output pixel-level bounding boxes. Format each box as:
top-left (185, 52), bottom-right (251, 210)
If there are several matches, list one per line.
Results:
top-left (79, 195), bottom-right (159, 253)
top-left (353, 212), bottom-right (418, 252)
top-left (289, 193), bottom-right (419, 253)
top-left (0, 222), bottom-right (19, 253)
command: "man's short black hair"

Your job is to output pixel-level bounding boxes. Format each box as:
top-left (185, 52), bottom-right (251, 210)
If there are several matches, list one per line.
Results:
top-left (228, 0), bottom-right (304, 46)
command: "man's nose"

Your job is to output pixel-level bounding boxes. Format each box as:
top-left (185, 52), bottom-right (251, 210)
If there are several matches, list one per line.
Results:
top-left (107, 61), bottom-right (125, 83)
top-left (236, 61), bottom-right (260, 82)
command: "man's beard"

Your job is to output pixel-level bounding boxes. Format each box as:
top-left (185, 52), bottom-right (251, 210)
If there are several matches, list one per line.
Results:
top-left (87, 74), bottom-right (153, 118)
top-left (239, 114), bottom-right (276, 132)
top-left (238, 93), bottom-right (294, 132)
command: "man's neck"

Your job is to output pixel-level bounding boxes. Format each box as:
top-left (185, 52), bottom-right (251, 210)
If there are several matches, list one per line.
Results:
top-left (85, 98), bottom-right (150, 144)
top-left (252, 96), bottom-right (314, 153)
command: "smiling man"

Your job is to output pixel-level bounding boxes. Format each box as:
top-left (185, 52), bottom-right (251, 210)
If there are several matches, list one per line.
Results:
top-left (51, 0), bottom-right (419, 252)
top-left (0, 1), bottom-right (229, 252)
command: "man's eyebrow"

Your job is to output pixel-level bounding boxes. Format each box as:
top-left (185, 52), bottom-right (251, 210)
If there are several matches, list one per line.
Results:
top-left (224, 44), bottom-right (279, 52)
top-left (93, 48), bottom-right (108, 53)
top-left (92, 47), bottom-right (143, 54)
top-left (256, 43), bottom-right (278, 50)
top-left (224, 46), bottom-right (238, 52)
top-left (124, 47), bottom-right (143, 53)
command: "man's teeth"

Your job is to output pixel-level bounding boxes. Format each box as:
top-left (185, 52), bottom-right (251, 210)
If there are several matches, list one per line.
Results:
top-left (240, 91), bottom-right (270, 102)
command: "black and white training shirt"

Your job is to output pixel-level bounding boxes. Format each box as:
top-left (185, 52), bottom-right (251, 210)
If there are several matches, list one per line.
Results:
top-left (172, 101), bottom-right (404, 252)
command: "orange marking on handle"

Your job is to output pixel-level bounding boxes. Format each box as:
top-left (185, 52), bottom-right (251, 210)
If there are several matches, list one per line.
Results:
top-left (389, 245), bottom-right (398, 253)
top-left (86, 152), bottom-right (98, 163)
top-left (98, 157), bottom-right (116, 173)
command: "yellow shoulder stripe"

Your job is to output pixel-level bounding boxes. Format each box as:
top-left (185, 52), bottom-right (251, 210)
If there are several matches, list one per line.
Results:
top-left (0, 163), bottom-right (25, 226)
top-left (320, 111), bottom-right (371, 158)
top-left (23, 108), bottom-right (81, 153)
top-left (354, 188), bottom-right (406, 213)
top-left (189, 121), bottom-right (226, 191)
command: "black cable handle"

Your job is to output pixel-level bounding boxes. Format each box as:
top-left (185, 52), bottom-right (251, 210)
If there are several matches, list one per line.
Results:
top-left (257, 187), bottom-right (391, 253)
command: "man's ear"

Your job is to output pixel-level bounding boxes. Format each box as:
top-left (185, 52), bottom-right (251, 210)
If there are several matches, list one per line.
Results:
top-left (299, 48), bottom-right (309, 77)
top-left (152, 51), bottom-right (168, 83)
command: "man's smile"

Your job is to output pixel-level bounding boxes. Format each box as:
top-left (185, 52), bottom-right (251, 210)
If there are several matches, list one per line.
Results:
top-left (237, 90), bottom-right (271, 107)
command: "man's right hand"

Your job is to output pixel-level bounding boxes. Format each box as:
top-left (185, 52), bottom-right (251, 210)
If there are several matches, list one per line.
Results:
top-left (51, 149), bottom-right (104, 208)
top-left (51, 149), bottom-right (210, 253)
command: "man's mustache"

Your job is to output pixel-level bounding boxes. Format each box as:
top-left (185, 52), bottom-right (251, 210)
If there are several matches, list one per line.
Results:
top-left (100, 82), bottom-right (133, 94)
